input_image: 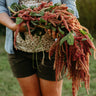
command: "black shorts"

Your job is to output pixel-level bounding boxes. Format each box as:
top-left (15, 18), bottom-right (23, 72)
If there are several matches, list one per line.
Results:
top-left (8, 50), bottom-right (64, 81)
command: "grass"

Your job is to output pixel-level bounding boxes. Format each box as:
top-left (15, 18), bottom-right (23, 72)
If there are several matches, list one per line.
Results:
top-left (0, 35), bottom-right (96, 96)
top-left (0, 36), bottom-right (22, 96)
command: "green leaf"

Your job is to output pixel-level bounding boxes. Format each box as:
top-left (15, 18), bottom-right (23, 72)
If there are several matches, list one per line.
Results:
top-left (60, 35), bottom-right (68, 46)
top-left (30, 12), bottom-right (35, 16)
top-left (16, 17), bottom-right (23, 24)
top-left (88, 33), bottom-right (94, 41)
top-left (39, 18), bottom-right (46, 23)
top-left (51, 26), bottom-right (56, 31)
top-left (61, 26), bottom-right (65, 28)
top-left (58, 34), bottom-right (61, 37)
top-left (30, 11), bottom-right (44, 17)
top-left (40, 7), bottom-right (49, 11)
top-left (72, 31), bottom-right (76, 36)
top-left (30, 6), bottom-right (36, 10)
top-left (60, 32), bottom-right (74, 46)
top-left (21, 5), bottom-right (28, 9)
top-left (67, 9), bottom-right (74, 14)
top-left (80, 30), bottom-right (93, 41)
top-left (31, 21), bottom-right (37, 25)
top-left (67, 32), bottom-right (74, 45)
top-left (40, 11), bottom-right (45, 15)
top-left (47, 23), bottom-right (52, 26)
top-left (49, 5), bottom-right (54, 8)
top-left (10, 2), bottom-right (26, 11)
top-left (10, 2), bottom-right (21, 11)
top-left (11, 3), bottom-right (18, 10)
top-left (80, 30), bottom-right (87, 35)
top-left (82, 38), bottom-right (87, 41)
top-left (52, 10), bottom-right (55, 13)
top-left (58, 27), bottom-right (64, 34)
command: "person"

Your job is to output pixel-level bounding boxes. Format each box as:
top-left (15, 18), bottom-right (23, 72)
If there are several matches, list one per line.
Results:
top-left (0, 0), bottom-right (79, 96)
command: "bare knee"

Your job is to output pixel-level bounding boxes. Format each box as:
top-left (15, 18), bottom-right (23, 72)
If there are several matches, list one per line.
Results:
top-left (23, 87), bottom-right (41, 96)
top-left (39, 78), bottom-right (63, 96)
top-left (17, 74), bottom-right (41, 96)
top-left (23, 91), bottom-right (41, 96)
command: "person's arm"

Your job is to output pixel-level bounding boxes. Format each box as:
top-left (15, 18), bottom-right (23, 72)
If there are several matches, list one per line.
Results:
top-left (0, 13), bottom-right (26, 32)
top-left (0, 13), bottom-right (17, 31)
top-left (0, 0), bottom-right (26, 32)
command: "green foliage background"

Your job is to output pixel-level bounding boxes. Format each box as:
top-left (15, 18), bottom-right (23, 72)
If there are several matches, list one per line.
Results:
top-left (76, 0), bottom-right (96, 37)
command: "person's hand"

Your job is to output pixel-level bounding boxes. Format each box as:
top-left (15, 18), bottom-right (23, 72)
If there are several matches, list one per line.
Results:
top-left (0, 13), bottom-right (26, 32)
top-left (11, 23), bottom-right (26, 32)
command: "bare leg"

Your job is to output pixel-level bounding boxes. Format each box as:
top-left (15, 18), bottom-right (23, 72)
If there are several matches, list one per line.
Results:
top-left (17, 74), bottom-right (41, 96)
top-left (39, 78), bottom-right (63, 96)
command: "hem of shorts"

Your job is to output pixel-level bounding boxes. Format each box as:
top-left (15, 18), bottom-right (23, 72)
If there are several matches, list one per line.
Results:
top-left (37, 74), bottom-right (64, 81)
top-left (13, 72), bottom-right (36, 78)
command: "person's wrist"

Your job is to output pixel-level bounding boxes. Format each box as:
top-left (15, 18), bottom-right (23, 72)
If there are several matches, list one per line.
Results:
top-left (9, 23), bottom-right (26, 32)
top-left (10, 23), bottom-right (17, 31)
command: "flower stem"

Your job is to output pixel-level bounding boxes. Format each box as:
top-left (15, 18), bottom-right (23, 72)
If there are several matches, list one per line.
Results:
top-left (8, 6), bottom-right (17, 14)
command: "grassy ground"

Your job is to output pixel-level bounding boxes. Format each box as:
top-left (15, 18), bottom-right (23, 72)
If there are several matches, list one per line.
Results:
top-left (0, 35), bottom-right (96, 96)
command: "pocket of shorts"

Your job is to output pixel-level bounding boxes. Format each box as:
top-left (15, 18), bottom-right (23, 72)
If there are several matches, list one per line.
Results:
top-left (8, 54), bottom-right (24, 66)
top-left (8, 54), bottom-right (17, 66)
top-left (8, 54), bottom-right (17, 61)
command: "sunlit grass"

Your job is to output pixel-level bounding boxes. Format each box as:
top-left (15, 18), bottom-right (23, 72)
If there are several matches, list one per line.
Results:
top-left (0, 35), bottom-right (96, 96)
top-left (0, 36), bottom-right (22, 96)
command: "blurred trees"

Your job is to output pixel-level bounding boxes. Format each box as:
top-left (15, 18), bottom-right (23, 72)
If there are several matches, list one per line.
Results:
top-left (76, 0), bottom-right (96, 37)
